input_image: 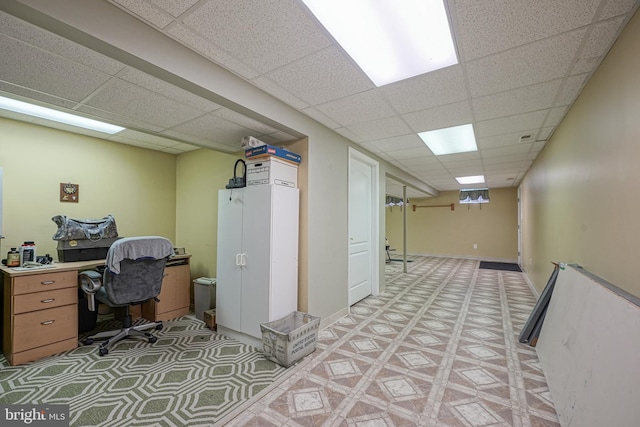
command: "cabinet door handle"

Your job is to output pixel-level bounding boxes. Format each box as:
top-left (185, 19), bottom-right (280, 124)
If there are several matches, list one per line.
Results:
top-left (41, 280), bottom-right (55, 285)
top-left (41, 298), bottom-right (55, 303)
top-left (241, 254), bottom-right (247, 266)
top-left (235, 254), bottom-right (241, 266)
top-left (41, 320), bottom-right (55, 325)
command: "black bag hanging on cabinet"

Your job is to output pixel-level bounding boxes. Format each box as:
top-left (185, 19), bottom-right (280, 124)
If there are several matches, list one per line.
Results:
top-left (51, 214), bottom-right (118, 242)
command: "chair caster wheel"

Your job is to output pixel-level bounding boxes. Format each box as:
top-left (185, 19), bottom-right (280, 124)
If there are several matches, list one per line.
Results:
top-left (83, 338), bottom-right (94, 345)
top-left (149, 336), bottom-right (157, 344)
top-left (155, 323), bottom-right (163, 330)
top-left (99, 347), bottom-right (109, 356)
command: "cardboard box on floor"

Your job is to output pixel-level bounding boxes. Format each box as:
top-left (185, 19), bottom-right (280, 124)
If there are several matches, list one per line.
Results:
top-left (204, 309), bottom-right (216, 330)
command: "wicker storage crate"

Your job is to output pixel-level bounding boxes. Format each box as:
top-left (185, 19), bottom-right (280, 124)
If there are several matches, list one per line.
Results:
top-left (260, 311), bottom-right (320, 367)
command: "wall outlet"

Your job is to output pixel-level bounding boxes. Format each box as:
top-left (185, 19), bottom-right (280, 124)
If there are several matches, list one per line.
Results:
top-left (473, 243), bottom-right (478, 249)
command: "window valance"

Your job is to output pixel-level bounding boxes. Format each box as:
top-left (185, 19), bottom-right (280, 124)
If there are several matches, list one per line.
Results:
top-left (459, 188), bottom-right (489, 204)
top-left (385, 195), bottom-right (406, 207)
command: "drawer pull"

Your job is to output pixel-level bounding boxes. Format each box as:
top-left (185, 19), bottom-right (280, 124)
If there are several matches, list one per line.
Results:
top-left (41, 298), bottom-right (55, 303)
top-left (40, 280), bottom-right (56, 285)
top-left (41, 320), bottom-right (55, 325)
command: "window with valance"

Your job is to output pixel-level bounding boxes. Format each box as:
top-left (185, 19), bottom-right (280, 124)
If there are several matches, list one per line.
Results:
top-left (459, 188), bottom-right (490, 204)
top-left (385, 195), bottom-right (407, 207)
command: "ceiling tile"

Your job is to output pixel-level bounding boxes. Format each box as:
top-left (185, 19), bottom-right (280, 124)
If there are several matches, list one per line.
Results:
top-left (0, 83), bottom-right (78, 110)
top-left (83, 78), bottom-right (206, 129)
top-left (483, 153), bottom-right (531, 165)
top-left (572, 17), bottom-right (627, 74)
top-left (437, 152), bottom-right (482, 164)
top-left (600, 0), bottom-right (639, 19)
top-left (334, 127), bottom-right (365, 143)
top-left (466, 29), bottom-right (587, 97)
top-left (440, 159), bottom-right (484, 169)
top-left (251, 76), bottom-right (309, 110)
top-left (399, 156), bottom-right (445, 168)
top-left (167, 113), bottom-right (253, 146)
top-left (118, 67), bottom-right (222, 112)
top-left (481, 144), bottom-right (533, 158)
top-left (531, 140), bottom-right (548, 152)
top-left (403, 101), bottom-right (473, 133)
top-left (0, 11), bottom-right (125, 75)
top-left (180, 0), bottom-right (331, 74)
top-left (301, 107), bottom-right (340, 129)
top-left (483, 163), bottom-right (525, 173)
top-left (350, 121), bottom-right (413, 145)
top-left (543, 106), bottom-right (570, 127)
top-left (167, 23), bottom-right (260, 79)
top-left (472, 79), bottom-right (562, 121)
top-left (386, 146), bottom-right (436, 160)
top-left (554, 74), bottom-right (589, 106)
top-left (478, 129), bottom-right (539, 149)
top-left (76, 104), bottom-right (164, 132)
top-left (366, 134), bottom-right (424, 152)
top-left (380, 66), bottom-right (468, 114)
top-left (477, 110), bottom-right (548, 138)
top-left (454, 0), bottom-right (600, 60)
top-left (538, 127), bottom-right (555, 141)
top-left (316, 90), bottom-right (396, 127)
top-left (0, 34), bottom-right (112, 102)
top-left (212, 108), bottom-right (279, 135)
top-left (109, 0), bottom-right (174, 28)
top-left (114, 129), bottom-right (190, 147)
top-left (146, 0), bottom-right (199, 18)
top-left (265, 47), bottom-right (374, 106)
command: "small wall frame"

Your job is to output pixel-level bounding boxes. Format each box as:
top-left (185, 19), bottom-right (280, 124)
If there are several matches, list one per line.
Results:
top-left (60, 182), bottom-right (79, 202)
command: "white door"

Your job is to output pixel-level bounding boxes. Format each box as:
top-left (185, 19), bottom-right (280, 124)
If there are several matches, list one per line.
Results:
top-left (517, 186), bottom-right (522, 268)
top-left (216, 188), bottom-right (244, 332)
top-left (348, 149), bottom-right (379, 305)
top-left (240, 185), bottom-right (272, 339)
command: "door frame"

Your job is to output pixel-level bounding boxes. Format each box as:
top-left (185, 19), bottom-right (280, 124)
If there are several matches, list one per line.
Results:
top-left (348, 147), bottom-right (380, 306)
top-left (518, 185), bottom-right (523, 268)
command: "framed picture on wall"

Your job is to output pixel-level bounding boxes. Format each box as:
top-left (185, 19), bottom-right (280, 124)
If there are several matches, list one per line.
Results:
top-left (60, 182), bottom-right (79, 202)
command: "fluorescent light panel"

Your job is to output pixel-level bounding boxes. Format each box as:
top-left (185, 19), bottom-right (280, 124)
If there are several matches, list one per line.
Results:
top-left (456, 175), bottom-right (485, 185)
top-left (0, 96), bottom-right (125, 134)
top-left (418, 123), bottom-right (477, 156)
top-left (301, 0), bottom-right (458, 86)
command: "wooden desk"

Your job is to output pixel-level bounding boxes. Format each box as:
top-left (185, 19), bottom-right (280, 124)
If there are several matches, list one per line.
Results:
top-left (1, 255), bottom-right (191, 366)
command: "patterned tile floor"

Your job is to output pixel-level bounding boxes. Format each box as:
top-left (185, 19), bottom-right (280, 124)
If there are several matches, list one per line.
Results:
top-left (225, 256), bottom-right (560, 427)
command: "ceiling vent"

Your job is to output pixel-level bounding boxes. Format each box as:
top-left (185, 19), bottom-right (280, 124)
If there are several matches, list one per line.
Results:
top-left (519, 134), bottom-right (533, 143)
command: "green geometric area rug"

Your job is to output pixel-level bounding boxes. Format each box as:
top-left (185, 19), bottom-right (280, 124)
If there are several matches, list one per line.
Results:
top-left (0, 315), bottom-right (291, 426)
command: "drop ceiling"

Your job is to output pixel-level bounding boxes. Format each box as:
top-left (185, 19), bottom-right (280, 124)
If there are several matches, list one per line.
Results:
top-left (0, 0), bottom-right (638, 196)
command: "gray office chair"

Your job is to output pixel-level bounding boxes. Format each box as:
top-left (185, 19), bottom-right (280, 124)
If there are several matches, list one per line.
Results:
top-left (79, 236), bottom-right (174, 356)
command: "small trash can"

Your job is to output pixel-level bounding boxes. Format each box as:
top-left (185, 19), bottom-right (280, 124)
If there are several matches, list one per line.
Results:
top-left (194, 277), bottom-right (216, 321)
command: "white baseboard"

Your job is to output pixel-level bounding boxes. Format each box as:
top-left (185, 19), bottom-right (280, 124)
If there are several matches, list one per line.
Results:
top-left (319, 307), bottom-right (349, 331)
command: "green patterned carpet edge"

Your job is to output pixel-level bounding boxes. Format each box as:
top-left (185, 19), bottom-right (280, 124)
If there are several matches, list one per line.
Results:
top-left (0, 314), bottom-right (300, 426)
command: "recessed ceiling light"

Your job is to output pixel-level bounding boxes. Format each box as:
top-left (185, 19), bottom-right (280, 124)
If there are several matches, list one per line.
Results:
top-left (456, 175), bottom-right (485, 185)
top-left (0, 96), bottom-right (125, 134)
top-left (418, 124), bottom-right (477, 156)
top-left (301, 0), bottom-right (458, 86)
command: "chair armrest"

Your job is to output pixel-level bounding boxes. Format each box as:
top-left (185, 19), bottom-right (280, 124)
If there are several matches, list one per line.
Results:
top-left (79, 270), bottom-right (103, 312)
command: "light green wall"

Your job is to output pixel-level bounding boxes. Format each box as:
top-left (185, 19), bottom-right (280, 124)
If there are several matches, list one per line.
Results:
top-left (386, 188), bottom-right (518, 261)
top-left (175, 148), bottom-right (242, 284)
top-left (0, 118), bottom-right (176, 259)
top-left (521, 10), bottom-right (640, 297)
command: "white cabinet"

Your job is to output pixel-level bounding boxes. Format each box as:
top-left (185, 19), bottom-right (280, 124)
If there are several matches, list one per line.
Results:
top-left (216, 185), bottom-right (299, 346)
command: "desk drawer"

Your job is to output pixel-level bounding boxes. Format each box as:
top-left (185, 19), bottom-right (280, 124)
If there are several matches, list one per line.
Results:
top-left (13, 287), bottom-right (77, 314)
top-left (12, 305), bottom-right (77, 353)
top-left (13, 271), bottom-right (77, 294)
